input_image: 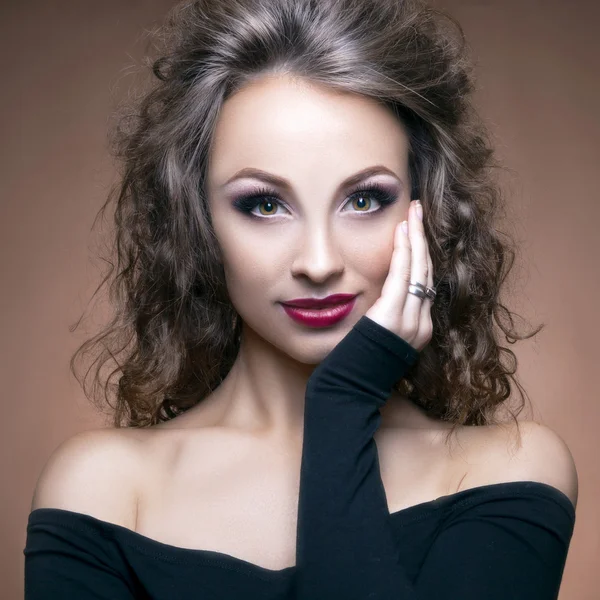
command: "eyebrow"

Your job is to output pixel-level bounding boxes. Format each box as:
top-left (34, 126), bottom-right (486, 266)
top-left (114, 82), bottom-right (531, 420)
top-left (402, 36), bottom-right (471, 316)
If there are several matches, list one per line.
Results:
top-left (220, 165), bottom-right (403, 192)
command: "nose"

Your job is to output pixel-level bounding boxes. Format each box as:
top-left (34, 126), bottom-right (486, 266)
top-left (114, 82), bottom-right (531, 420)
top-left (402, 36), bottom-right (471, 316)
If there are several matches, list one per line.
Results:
top-left (290, 224), bottom-right (345, 284)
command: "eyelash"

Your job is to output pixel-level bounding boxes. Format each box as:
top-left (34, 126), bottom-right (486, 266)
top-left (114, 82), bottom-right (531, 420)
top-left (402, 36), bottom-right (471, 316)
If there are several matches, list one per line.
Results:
top-left (231, 183), bottom-right (398, 219)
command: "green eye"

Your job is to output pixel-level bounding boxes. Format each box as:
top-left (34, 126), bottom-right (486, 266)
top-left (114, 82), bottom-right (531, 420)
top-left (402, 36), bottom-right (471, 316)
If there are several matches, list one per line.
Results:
top-left (342, 186), bottom-right (397, 214)
top-left (350, 194), bottom-right (373, 211)
top-left (257, 200), bottom-right (279, 215)
top-left (232, 184), bottom-right (398, 219)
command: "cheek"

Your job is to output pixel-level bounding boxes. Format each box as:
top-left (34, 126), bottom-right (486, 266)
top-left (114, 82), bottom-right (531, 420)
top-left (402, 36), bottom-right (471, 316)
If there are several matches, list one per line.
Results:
top-left (350, 230), bottom-right (395, 288)
top-left (216, 228), bottom-right (280, 302)
top-left (223, 246), bottom-right (269, 290)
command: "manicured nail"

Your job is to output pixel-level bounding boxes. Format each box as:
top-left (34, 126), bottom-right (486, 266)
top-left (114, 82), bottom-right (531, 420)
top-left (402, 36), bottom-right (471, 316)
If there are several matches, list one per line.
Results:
top-left (401, 220), bottom-right (408, 234)
top-left (415, 201), bottom-right (423, 221)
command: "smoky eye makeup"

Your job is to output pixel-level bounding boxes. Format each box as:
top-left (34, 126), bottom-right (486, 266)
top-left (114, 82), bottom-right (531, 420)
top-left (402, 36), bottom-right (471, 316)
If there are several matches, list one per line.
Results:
top-left (230, 181), bottom-right (400, 219)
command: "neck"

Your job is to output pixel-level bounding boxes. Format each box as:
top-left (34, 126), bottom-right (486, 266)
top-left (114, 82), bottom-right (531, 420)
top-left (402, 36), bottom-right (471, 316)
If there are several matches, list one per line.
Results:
top-left (176, 322), bottom-right (441, 441)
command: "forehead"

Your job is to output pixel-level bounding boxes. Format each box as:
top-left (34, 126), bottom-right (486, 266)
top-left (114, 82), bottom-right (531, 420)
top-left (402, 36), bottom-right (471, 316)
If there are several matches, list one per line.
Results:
top-left (207, 75), bottom-right (410, 191)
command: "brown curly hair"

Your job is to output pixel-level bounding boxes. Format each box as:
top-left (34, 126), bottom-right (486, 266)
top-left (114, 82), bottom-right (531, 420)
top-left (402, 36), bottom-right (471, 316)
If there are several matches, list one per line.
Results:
top-left (70, 0), bottom-right (543, 448)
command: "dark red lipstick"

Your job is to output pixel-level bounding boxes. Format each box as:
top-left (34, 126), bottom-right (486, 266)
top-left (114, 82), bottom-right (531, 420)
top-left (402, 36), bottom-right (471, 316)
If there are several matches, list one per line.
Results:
top-left (280, 294), bottom-right (357, 327)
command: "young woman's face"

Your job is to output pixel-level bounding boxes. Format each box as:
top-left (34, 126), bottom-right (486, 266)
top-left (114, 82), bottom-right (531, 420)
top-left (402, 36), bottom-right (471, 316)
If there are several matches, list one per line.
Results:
top-left (206, 75), bottom-right (412, 364)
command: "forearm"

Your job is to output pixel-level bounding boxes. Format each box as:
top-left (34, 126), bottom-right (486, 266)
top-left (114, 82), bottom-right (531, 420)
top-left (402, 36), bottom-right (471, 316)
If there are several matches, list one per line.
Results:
top-left (295, 315), bottom-right (418, 599)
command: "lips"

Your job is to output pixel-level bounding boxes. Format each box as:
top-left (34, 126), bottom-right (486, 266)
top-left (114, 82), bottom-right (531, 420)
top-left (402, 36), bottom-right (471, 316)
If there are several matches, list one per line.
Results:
top-left (281, 294), bottom-right (357, 309)
top-left (281, 296), bottom-right (357, 327)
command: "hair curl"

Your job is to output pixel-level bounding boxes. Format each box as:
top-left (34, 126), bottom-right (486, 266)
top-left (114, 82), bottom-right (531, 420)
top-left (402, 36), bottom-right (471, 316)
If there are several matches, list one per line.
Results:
top-left (70, 0), bottom-right (543, 448)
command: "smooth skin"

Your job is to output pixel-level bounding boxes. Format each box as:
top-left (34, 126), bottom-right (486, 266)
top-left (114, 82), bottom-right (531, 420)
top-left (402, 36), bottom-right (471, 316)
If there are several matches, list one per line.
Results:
top-left (365, 205), bottom-right (433, 352)
top-left (30, 74), bottom-right (577, 571)
top-left (204, 74), bottom-right (435, 440)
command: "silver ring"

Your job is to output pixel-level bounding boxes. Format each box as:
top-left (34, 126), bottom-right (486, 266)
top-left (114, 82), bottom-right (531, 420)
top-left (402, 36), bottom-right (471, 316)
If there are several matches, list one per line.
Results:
top-left (408, 281), bottom-right (437, 302)
top-left (408, 281), bottom-right (427, 300)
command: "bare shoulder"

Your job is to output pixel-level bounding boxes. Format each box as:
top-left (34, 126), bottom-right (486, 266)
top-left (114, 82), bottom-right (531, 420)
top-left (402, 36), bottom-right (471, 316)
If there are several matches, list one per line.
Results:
top-left (491, 420), bottom-right (579, 510)
top-left (30, 427), bottom-right (146, 528)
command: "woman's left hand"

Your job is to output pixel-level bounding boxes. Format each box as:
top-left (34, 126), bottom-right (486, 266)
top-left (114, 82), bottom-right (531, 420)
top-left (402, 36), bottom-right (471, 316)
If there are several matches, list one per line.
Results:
top-left (364, 199), bottom-right (434, 353)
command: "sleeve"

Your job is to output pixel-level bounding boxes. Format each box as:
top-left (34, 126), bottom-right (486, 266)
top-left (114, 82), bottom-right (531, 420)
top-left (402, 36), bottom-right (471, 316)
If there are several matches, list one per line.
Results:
top-left (24, 511), bottom-right (137, 600)
top-left (411, 489), bottom-right (575, 598)
top-left (294, 314), bottom-right (575, 600)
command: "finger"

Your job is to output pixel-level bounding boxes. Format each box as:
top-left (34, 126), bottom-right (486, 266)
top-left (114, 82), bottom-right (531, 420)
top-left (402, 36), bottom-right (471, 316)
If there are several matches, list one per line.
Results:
top-left (419, 239), bottom-right (434, 342)
top-left (427, 249), bottom-right (434, 289)
top-left (403, 200), bottom-right (428, 331)
top-left (378, 218), bottom-right (411, 309)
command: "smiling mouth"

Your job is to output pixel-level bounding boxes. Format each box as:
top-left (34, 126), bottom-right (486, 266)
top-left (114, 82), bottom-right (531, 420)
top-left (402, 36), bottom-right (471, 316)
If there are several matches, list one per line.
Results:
top-left (280, 297), bottom-right (357, 327)
top-left (280, 294), bottom-right (358, 309)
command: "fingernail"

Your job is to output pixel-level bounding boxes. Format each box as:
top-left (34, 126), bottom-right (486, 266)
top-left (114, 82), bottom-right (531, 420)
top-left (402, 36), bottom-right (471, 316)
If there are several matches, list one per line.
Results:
top-left (415, 201), bottom-right (423, 221)
top-left (401, 220), bottom-right (408, 235)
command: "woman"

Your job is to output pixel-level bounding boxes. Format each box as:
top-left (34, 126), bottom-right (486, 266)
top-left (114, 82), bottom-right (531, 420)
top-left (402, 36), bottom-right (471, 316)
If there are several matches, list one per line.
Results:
top-left (24, 0), bottom-right (578, 598)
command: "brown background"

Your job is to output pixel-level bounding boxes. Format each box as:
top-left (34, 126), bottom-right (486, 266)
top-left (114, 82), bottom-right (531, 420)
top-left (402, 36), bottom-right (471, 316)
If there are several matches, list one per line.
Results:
top-left (2, 1), bottom-right (598, 598)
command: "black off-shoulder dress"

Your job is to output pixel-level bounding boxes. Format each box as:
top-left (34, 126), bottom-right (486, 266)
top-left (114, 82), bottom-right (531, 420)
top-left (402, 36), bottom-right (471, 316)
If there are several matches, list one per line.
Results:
top-left (24, 315), bottom-right (576, 599)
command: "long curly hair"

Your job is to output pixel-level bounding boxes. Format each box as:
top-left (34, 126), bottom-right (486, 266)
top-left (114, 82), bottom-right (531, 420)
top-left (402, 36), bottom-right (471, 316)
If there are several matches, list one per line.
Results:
top-left (70, 0), bottom-right (543, 447)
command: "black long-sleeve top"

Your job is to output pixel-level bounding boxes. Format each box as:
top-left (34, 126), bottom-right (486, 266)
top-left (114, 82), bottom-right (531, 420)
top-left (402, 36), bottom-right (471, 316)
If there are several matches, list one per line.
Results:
top-left (24, 315), bottom-right (576, 599)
